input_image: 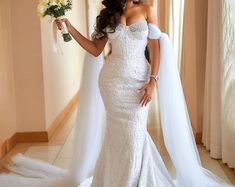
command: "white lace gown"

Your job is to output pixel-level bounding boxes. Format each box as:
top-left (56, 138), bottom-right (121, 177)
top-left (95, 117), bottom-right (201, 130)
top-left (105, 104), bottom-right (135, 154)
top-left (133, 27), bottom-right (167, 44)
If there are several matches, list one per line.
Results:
top-left (0, 19), bottom-right (233, 187)
top-left (90, 19), bottom-right (175, 187)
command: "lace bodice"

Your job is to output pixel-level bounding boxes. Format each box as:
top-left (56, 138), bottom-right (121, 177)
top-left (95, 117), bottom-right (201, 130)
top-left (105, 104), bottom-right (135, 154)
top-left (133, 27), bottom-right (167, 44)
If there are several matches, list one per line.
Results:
top-left (106, 19), bottom-right (161, 59)
top-left (92, 19), bottom-right (162, 59)
top-left (107, 19), bottom-right (148, 59)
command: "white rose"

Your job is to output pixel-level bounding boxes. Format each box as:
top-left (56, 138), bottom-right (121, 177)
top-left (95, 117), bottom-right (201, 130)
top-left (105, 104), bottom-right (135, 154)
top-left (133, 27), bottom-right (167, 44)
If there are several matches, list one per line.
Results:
top-left (39, 0), bottom-right (50, 4)
top-left (59, 0), bottom-right (68, 6)
top-left (49, 0), bottom-right (58, 5)
top-left (37, 4), bottom-right (46, 17)
top-left (38, 0), bottom-right (49, 11)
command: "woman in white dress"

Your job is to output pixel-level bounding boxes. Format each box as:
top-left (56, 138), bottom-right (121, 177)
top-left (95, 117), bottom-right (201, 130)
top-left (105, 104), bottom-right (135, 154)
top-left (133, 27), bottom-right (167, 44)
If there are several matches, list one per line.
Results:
top-left (60, 0), bottom-right (171, 185)
top-left (0, 0), bottom-right (234, 187)
top-left (54, 0), bottom-right (233, 186)
top-left (60, 0), bottom-right (174, 186)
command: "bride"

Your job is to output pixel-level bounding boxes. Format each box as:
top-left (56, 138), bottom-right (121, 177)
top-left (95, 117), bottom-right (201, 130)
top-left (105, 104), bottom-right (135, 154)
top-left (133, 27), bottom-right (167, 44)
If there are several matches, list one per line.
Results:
top-left (0, 0), bottom-right (234, 187)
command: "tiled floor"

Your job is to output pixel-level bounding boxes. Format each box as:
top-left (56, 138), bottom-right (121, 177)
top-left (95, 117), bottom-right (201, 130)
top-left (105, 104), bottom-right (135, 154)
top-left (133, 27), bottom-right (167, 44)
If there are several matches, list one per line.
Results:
top-left (0, 108), bottom-right (235, 185)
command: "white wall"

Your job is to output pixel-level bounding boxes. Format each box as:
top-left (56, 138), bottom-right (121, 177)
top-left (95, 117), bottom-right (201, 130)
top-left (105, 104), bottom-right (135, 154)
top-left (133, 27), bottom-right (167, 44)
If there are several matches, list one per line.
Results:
top-left (11, 0), bottom-right (46, 132)
top-left (181, 0), bottom-right (198, 132)
top-left (87, 0), bottom-right (103, 36)
top-left (0, 0), bottom-right (16, 141)
top-left (40, 0), bottom-right (88, 129)
top-left (181, 0), bottom-right (208, 134)
top-left (0, 0), bottom-right (88, 143)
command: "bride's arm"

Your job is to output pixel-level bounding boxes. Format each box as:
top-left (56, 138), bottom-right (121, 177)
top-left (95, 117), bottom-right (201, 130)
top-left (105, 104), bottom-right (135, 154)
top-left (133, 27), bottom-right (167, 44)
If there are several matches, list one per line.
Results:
top-left (139, 5), bottom-right (160, 107)
top-left (55, 19), bottom-right (108, 57)
top-left (146, 5), bottom-right (160, 84)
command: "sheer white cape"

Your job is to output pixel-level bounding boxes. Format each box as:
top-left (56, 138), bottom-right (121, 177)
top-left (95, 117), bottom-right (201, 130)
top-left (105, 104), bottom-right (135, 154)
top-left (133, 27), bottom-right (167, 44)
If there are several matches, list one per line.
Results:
top-left (0, 25), bottom-right (233, 187)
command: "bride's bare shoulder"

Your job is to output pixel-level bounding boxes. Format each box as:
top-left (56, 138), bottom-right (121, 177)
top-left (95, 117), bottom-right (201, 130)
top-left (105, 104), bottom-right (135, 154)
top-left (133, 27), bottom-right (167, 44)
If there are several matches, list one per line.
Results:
top-left (136, 3), bottom-right (152, 10)
top-left (135, 4), bottom-right (155, 19)
top-left (141, 4), bottom-right (158, 23)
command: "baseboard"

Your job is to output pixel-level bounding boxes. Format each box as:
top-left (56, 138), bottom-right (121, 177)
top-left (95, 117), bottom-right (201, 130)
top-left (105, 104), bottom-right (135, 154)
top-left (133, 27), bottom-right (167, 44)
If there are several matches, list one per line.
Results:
top-left (195, 132), bottom-right (202, 144)
top-left (0, 140), bottom-right (7, 159)
top-left (0, 92), bottom-right (79, 159)
top-left (218, 161), bottom-right (235, 185)
top-left (191, 125), bottom-right (202, 144)
top-left (47, 92), bottom-right (79, 139)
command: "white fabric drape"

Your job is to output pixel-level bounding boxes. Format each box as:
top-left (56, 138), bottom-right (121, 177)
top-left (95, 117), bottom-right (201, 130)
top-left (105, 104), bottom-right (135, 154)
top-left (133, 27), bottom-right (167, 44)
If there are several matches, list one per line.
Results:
top-left (202, 0), bottom-right (223, 158)
top-left (168, 0), bottom-right (185, 70)
top-left (203, 0), bottom-right (235, 168)
top-left (71, 54), bottom-right (106, 185)
top-left (221, 0), bottom-right (235, 168)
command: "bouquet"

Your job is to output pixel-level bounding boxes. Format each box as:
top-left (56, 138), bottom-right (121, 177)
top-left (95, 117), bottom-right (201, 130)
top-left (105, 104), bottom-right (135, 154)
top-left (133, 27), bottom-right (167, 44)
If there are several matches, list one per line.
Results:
top-left (37, 0), bottom-right (72, 42)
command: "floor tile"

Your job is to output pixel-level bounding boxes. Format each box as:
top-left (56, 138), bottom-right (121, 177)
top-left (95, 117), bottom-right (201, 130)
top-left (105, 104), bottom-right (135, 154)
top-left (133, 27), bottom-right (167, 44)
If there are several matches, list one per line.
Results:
top-left (53, 158), bottom-right (71, 170)
top-left (200, 151), bottom-right (231, 183)
top-left (0, 143), bottom-right (32, 165)
top-left (24, 146), bottom-right (62, 161)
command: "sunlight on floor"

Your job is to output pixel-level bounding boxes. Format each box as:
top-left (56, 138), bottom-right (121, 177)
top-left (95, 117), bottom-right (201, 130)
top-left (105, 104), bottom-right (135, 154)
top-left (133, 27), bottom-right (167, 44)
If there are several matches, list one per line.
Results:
top-left (0, 108), bottom-right (234, 185)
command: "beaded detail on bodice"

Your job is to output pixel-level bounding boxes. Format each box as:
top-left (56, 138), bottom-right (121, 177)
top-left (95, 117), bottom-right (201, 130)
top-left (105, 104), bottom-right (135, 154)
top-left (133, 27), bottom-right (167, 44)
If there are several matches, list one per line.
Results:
top-left (107, 19), bottom-right (149, 59)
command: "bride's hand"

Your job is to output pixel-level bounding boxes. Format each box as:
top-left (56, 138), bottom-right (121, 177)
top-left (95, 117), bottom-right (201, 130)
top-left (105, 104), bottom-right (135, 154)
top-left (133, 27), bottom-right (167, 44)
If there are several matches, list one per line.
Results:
top-left (54, 18), bottom-right (71, 31)
top-left (138, 79), bottom-right (156, 107)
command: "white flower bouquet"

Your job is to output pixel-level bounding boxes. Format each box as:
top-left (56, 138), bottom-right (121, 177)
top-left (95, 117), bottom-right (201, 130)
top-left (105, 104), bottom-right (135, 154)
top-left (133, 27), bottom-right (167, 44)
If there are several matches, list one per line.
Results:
top-left (37, 0), bottom-right (72, 42)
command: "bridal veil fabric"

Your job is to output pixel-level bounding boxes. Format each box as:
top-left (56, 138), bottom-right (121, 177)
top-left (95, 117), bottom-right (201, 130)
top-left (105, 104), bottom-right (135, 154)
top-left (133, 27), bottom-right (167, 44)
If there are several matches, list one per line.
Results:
top-left (71, 53), bottom-right (106, 185)
top-left (152, 25), bottom-right (233, 187)
top-left (0, 23), bottom-right (233, 187)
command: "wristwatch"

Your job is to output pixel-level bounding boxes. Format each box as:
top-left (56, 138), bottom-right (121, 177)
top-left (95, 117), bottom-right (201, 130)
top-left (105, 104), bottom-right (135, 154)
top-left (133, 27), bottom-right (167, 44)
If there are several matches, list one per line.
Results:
top-left (150, 74), bottom-right (159, 82)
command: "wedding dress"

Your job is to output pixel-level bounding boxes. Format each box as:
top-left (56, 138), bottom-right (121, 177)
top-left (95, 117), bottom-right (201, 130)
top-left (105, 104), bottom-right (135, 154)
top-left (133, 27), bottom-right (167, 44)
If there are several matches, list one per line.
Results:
top-left (90, 19), bottom-right (175, 187)
top-left (0, 19), bottom-right (234, 187)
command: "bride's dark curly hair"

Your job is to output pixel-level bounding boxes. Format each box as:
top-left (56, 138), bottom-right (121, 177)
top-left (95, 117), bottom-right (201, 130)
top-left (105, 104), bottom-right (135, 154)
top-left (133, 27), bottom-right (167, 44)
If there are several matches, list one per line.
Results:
top-left (93, 0), bottom-right (142, 38)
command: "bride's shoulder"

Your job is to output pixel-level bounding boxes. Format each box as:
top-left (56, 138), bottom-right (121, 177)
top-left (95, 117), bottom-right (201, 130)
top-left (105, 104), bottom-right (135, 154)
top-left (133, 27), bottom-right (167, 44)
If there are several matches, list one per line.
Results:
top-left (135, 3), bottom-right (152, 11)
top-left (142, 4), bottom-right (158, 24)
top-left (137, 4), bottom-right (153, 12)
top-left (132, 3), bottom-right (157, 24)
top-left (141, 4), bottom-right (153, 10)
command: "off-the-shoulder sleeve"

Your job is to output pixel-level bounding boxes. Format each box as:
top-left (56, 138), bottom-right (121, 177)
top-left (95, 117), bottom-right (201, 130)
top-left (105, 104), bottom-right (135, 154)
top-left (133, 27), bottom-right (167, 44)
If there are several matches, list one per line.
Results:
top-left (148, 23), bottom-right (162, 39)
